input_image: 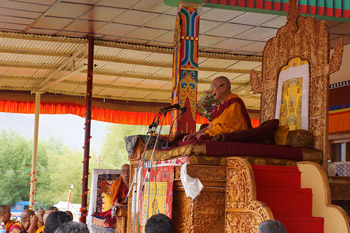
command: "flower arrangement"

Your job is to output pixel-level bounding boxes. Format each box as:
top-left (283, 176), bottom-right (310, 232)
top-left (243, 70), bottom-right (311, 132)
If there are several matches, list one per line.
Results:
top-left (197, 89), bottom-right (220, 121)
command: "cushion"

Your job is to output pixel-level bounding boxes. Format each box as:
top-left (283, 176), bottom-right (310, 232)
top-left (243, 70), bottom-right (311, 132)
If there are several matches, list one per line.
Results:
top-left (101, 193), bottom-right (113, 212)
top-left (274, 125), bottom-right (290, 145)
top-left (286, 130), bottom-right (314, 148)
top-left (214, 119), bottom-right (279, 144)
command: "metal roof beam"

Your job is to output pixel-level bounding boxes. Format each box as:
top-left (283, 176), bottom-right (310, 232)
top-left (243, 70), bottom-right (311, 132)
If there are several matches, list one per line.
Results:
top-left (0, 47), bottom-right (71, 57)
top-left (0, 61), bottom-right (248, 87)
top-left (35, 44), bottom-right (87, 91)
top-left (0, 48), bottom-right (258, 75)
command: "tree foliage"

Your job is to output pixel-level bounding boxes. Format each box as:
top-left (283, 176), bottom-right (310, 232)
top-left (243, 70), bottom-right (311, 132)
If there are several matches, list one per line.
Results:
top-left (0, 121), bottom-right (174, 210)
top-left (0, 130), bottom-right (48, 207)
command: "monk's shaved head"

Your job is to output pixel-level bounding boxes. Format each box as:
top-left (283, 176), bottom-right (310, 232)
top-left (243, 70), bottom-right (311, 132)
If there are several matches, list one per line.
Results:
top-left (21, 209), bottom-right (35, 220)
top-left (215, 76), bottom-right (231, 92)
top-left (0, 205), bottom-right (11, 222)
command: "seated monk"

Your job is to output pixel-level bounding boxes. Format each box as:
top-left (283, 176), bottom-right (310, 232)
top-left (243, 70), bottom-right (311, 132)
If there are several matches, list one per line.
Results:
top-left (91, 164), bottom-right (129, 226)
top-left (0, 205), bottom-right (15, 233)
top-left (8, 209), bottom-right (38, 233)
top-left (110, 164), bottom-right (130, 206)
top-left (182, 76), bottom-right (252, 142)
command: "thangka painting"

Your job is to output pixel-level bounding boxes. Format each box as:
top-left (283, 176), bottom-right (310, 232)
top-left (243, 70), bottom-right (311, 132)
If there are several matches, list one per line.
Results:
top-left (136, 165), bottom-right (174, 233)
top-left (96, 173), bottom-right (120, 213)
top-left (275, 57), bottom-right (310, 130)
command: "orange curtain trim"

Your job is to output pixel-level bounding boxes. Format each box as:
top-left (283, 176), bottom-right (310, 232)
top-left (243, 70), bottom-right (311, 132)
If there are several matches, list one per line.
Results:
top-left (1, 99), bottom-right (257, 128)
top-left (329, 110), bottom-right (350, 133)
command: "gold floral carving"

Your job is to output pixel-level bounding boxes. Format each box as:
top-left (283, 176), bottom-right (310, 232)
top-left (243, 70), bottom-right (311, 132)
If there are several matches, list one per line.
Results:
top-left (173, 191), bottom-right (195, 232)
top-left (175, 165), bottom-right (226, 181)
top-left (329, 37), bottom-right (344, 74)
top-left (250, 70), bottom-right (261, 94)
top-left (173, 190), bottom-right (226, 233)
top-left (225, 157), bottom-right (273, 232)
top-left (116, 206), bottom-right (127, 233)
top-left (187, 165), bottom-right (226, 181)
top-left (257, 0), bottom-right (343, 168)
top-left (287, 0), bottom-right (298, 22)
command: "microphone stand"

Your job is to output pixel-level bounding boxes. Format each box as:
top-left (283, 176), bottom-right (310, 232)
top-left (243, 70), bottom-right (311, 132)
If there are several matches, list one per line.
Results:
top-left (141, 111), bottom-right (167, 223)
top-left (165, 107), bottom-right (187, 148)
top-left (127, 111), bottom-right (161, 233)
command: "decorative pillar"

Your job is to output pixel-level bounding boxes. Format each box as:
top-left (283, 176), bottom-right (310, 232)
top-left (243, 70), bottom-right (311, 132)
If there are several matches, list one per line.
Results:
top-left (80, 35), bottom-right (94, 223)
top-left (171, 2), bottom-right (202, 135)
top-left (29, 92), bottom-right (41, 210)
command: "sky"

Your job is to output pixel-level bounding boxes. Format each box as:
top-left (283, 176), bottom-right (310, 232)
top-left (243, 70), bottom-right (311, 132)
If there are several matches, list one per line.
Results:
top-left (0, 112), bottom-right (112, 152)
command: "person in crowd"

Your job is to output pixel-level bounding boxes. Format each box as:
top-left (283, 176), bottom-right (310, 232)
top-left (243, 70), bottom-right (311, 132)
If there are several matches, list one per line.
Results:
top-left (54, 221), bottom-right (89, 233)
top-left (35, 210), bottom-right (45, 228)
top-left (182, 76), bottom-right (252, 142)
top-left (145, 214), bottom-right (174, 233)
top-left (36, 210), bottom-right (53, 233)
top-left (0, 205), bottom-right (15, 232)
top-left (47, 207), bottom-right (58, 212)
top-left (64, 211), bottom-right (73, 221)
top-left (110, 164), bottom-right (130, 206)
top-left (8, 209), bottom-right (38, 233)
top-left (258, 220), bottom-right (287, 233)
top-left (44, 212), bottom-right (71, 233)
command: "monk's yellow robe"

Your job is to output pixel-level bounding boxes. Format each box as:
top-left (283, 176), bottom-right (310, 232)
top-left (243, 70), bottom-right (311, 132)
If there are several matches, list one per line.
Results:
top-left (206, 93), bottom-right (251, 136)
top-left (5, 220), bottom-right (15, 233)
top-left (36, 225), bottom-right (45, 233)
top-left (110, 177), bottom-right (128, 204)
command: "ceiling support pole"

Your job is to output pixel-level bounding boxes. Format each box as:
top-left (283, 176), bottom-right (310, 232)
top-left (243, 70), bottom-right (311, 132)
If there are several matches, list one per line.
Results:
top-left (29, 92), bottom-right (41, 210)
top-left (80, 35), bottom-right (94, 224)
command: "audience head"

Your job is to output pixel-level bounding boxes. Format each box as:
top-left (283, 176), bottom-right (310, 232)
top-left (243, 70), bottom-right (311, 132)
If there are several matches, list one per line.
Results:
top-left (121, 164), bottom-right (130, 185)
top-left (0, 205), bottom-right (11, 222)
top-left (45, 211), bottom-right (71, 233)
top-left (145, 214), bottom-right (174, 233)
top-left (54, 221), bottom-right (89, 233)
top-left (258, 220), bottom-right (287, 233)
top-left (64, 211), bottom-right (73, 220)
top-left (43, 210), bottom-right (53, 224)
top-left (49, 206), bottom-right (59, 212)
top-left (36, 209), bottom-right (45, 226)
top-left (21, 209), bottom-right (37, 230)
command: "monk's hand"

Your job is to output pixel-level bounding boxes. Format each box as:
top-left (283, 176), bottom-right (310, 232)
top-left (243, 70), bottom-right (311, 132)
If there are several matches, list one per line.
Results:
top-left (195, 132), bottom-right (206, 140)
top-left (182, 133), bottom-right (195, 142)
top-left (30, 215), bottom-right (38, 226)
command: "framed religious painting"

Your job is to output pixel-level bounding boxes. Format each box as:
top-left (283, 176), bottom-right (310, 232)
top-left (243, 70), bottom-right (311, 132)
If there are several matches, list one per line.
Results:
top-left (275, 57), bottom-right (310, 130)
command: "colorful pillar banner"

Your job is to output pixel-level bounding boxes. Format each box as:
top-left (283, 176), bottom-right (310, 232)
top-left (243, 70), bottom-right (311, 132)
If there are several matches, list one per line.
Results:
top-left (171, 2), bottom-right (200, 135)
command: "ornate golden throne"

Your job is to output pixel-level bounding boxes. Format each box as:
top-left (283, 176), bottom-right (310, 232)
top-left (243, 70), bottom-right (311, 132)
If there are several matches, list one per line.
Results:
top-left (250, 0), bottom-right (343, 169)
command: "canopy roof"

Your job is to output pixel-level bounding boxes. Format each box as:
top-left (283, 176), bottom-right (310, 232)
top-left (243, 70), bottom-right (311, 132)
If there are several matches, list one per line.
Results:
top-left (0, 0), bottom-right (349, 112)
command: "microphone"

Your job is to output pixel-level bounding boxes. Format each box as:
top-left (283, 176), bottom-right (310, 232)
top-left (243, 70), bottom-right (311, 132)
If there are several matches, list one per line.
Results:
top-left (164, 106), bottom-right (187, 148)
top-left (159, 104), bottom-right (180, 112)
top-left (180, 107), bottom-right (187, 114)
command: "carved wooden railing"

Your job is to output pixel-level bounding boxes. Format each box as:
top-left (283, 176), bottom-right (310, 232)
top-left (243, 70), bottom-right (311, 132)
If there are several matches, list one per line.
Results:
top-left (225, 157), bottom-right (274, 232)
top-left (116, 206), bottom-right (128, 233)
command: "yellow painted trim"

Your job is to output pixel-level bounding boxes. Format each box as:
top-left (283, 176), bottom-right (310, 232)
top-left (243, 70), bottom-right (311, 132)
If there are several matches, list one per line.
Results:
top-left (329, 108), bottom-right (350, 114)
top-left (281, 57), bottom-right (309, 71)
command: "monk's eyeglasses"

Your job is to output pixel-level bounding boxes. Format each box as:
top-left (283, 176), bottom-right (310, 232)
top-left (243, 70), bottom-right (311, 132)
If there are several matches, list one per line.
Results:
top-left (211, 83), bottom-right (224, 89)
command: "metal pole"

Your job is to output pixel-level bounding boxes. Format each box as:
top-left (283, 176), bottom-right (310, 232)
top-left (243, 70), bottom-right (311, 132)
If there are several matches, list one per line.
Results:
top-left (80, 35), bottom-right (94, 223)
top-left (29, 92), bottom-right (41, 210)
